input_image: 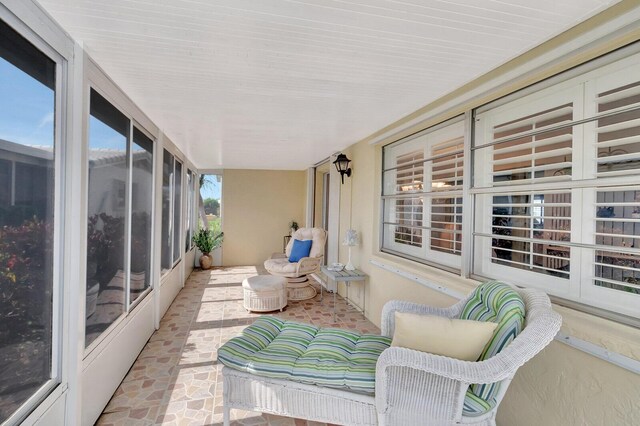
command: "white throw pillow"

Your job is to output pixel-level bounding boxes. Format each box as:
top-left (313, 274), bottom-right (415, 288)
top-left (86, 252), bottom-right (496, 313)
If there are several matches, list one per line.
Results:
top-left (391, 312), bottom-right (498, 361)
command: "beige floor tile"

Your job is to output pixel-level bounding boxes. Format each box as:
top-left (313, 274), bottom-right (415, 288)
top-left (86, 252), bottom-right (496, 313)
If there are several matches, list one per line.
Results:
top-left (97, 268), bottom-right (380, 425)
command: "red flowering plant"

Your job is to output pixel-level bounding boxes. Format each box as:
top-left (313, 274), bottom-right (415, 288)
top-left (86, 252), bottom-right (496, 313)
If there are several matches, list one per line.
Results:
top-left (0, 218), bottom-right (53, 344)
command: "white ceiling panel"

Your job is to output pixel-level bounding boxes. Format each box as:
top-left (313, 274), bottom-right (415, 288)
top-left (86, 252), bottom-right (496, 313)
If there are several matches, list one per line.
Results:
top-left (37, 0), bottom-right (617, 169)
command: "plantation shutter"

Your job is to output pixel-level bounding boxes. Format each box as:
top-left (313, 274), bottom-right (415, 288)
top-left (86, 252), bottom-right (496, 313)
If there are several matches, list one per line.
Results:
top-left (430, 137), bottom-right (464, 255)
top-left (490, 104), bottom-right (574, 185)
top-left (394, 150), bottom-right (424, 248)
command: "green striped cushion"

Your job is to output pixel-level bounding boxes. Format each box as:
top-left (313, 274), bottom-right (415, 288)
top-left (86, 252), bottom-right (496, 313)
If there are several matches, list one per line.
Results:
top-left (459, 281), bottom-right (525, 411)
top-left (218, 316), bottom-right (391, 394)
top-left (463, 389), bottom-right (494, 417)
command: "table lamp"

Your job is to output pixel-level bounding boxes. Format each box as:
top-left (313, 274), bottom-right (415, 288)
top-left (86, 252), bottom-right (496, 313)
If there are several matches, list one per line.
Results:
top-left (343, 229), bottom-right (358, 271)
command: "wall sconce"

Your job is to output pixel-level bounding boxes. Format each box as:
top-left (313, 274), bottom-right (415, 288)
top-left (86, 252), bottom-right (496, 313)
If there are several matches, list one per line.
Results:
top-left (333, 153), bottom-right (352, 184)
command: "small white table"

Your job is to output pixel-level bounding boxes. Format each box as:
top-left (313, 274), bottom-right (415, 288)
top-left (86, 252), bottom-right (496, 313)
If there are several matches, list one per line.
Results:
top-left (320, 266), bottom-right (367, 322)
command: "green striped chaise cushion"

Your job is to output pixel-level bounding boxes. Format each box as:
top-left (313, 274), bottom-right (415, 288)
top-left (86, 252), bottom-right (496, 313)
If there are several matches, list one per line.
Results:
top-left (218, 316), bottom-right (391, 394)
top-left (459, 281), bottom-right (525, 414)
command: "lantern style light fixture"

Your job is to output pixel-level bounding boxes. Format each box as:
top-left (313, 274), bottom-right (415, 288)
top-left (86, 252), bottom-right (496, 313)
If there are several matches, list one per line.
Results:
top-left (333, 153), bottom-right (352, 184)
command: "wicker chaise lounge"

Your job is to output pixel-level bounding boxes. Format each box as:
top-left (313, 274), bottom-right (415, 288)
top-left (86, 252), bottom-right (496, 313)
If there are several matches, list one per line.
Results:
top-left (218, 281), bottom-right (562, 426)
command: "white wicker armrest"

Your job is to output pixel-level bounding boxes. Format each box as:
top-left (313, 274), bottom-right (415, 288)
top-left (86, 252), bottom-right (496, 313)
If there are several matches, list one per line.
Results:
top-left (378, 305), bottom-right (562, 385)
top-left (375, 304), bottom-right (561, 424)
top-left (296, 256), bottom-right (321, 275)
top-left (381, 298), bottom-right (469, 338)
top-left (375, 346), bottom-right (470, 423)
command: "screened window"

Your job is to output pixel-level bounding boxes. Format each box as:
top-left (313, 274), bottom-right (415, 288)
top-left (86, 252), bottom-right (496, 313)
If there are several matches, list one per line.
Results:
top-left (86, 90), bottom-right (155, 348)
top-left (130, 127), bottom-right (153, 304)
top-left (161, 150), bottom-right (174, 271)
top-left (173, 160), bottom-right (182, 263)
top-left (86, 90), bottom-right (129, 348)
top-left (0, 18), bottom-right (57, 423)
top-left (185, 169), bottom-right (195, 252)
top-left (161, 150), bottom-right (183, 272)
top-left (382, 119), bottom-right (464, 269)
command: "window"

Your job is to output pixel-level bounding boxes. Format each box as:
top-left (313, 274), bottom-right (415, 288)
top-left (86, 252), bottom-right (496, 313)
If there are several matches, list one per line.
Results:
top-left (86, 89), bottom-right (155, 348)
top-left (130, 128), bottom-right (153, 304)
top-left (86, 90), bottom-right (128, 348)
top-left (161, 150), bottom-right (183, 272)
top-left (0, 18), bottom-right (58, 423)
top-left (473, 52), bottom-right (640, 318)
top-left (185, 169), bottom-right (195, 252)
top-left (161, 150), bottom-right (173, 271)
top-left (382, 119), bottom-right (464, 269)
top-left (200, 174), bottom-right (222, 234)
top-left (173, 159), bottom-right (182, 263)
top-left (381, 48), bottom-right (640, 320)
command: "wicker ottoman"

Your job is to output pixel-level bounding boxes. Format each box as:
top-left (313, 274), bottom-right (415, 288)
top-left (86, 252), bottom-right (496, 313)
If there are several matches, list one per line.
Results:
top-left (242, 275), bottom-right (287, 312)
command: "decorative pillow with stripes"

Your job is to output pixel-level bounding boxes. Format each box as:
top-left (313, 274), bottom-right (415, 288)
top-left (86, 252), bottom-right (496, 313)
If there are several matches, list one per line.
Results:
top-left (459, 281), bottom-right (525, 405)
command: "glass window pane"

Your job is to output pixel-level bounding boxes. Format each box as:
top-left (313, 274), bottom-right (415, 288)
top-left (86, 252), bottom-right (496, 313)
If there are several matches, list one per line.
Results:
top-left (185, 170), bottom-right (193, 253)
top-left (130, 128), bottom-right (153, 304)
top-left (173, 160), bottom-right (182, 263)
top-left (86, 89), bottom-right (129, 348)
top-left (0, 19), bottom-right (56, 422)
top-left (490, 192), bottom-right (571, 279)
top-left (161, 150), bottom-right (173, 272)
top-left (594, 189), bottom-right (640, 295)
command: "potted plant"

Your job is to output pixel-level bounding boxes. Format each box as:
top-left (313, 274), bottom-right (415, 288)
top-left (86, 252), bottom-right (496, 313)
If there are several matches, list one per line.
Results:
top-left (193, 228), bottom-right (224, 270)
top-left (289, 220), bottom-right (299, 236)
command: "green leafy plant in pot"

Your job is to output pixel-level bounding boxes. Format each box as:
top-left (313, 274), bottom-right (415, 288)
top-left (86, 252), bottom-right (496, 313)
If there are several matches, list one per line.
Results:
top-left (193, 228), bottom-right (224, 270)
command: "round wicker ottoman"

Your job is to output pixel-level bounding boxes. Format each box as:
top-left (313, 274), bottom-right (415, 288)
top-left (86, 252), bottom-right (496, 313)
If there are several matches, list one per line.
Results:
top-left (242, 275), bottom-right (287, 312)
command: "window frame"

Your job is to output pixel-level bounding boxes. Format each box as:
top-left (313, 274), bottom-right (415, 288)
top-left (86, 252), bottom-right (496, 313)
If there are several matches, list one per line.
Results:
top-left (185, 169), bottom-right (193, 253)
top-left (381, 117), bottom-right (465, 272)
top-left (380, 43), bottom-right (640, 323)
top-left (160, 146), bottom-right (185, 275)
top-left (83, 60), bottom-right (158, 356)
top-left (0, 8), bottom-right (68, 425)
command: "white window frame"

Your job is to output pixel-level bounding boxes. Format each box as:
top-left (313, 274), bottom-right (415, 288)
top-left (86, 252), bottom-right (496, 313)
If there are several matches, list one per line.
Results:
top-left (0, 5), bottom-right (69, 425)
top-left (185, 168), bottom-right (196, 252)
top-left (160, 144), bottom-right (185, 276)
top-left (380, 43), bottom-right (640, 322)
top-left (84, 59), bottom-right (158, 356)
top-left (381, 118), bottom-right (465, 271)
top-left (473, 52), bottom-right (640, 319)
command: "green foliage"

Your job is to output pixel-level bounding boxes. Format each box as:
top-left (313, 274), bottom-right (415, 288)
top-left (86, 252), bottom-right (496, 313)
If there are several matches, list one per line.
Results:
top-left (208, 217), bottom-right (222, 235)
top-left (0, 218), bottom-right (53, 343)
top-left (289, 220), bottom-right (299, 231)
top-left (203, 197), bottom-right (220, 216)
top-left (193, 228), bottom-right (224, 254)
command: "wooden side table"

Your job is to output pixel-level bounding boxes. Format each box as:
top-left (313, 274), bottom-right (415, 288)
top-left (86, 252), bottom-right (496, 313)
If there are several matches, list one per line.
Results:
top-left (320, 266), bottom-right (367, 322)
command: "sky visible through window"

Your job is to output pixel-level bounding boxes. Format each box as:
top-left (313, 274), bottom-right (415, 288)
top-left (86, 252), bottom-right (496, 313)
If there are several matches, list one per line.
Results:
top-left (0, 58), bottom-right (121, 151)
top-left (0, 57), bottom-right (53, 148)
top-left (200, 175), bottom-right (221, 200)
top-left (1, 56), bottom-right (220, 198)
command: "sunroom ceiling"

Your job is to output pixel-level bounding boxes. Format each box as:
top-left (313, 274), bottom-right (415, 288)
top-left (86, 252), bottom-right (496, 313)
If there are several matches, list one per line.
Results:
top-left (37, 0), bottom-right (616, 170)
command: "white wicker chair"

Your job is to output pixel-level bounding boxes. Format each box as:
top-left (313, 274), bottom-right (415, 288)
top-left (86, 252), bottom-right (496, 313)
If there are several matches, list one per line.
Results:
top-left (221, 286), bottom-right (562, 426)
top-left (264, 227), bottom-right (327, 301)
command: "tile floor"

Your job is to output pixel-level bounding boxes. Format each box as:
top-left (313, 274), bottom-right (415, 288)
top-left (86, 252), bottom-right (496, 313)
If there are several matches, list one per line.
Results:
top-left (97, 266), bottom-right (380, 426)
